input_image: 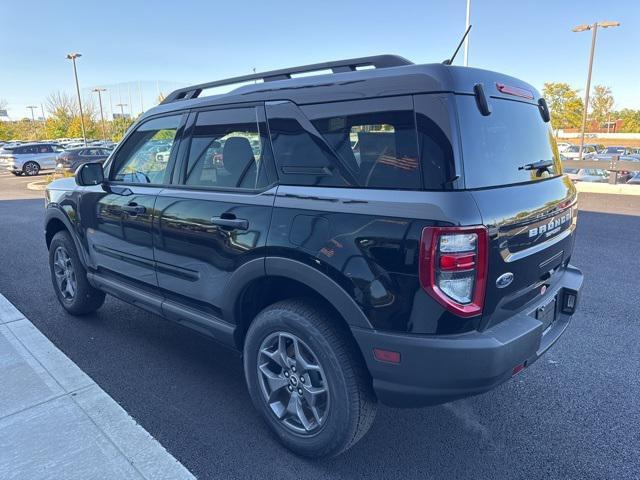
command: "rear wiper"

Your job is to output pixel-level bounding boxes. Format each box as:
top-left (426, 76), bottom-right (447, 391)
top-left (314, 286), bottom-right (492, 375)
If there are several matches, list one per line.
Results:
top-left (518, 160), bottom-right (554, 174)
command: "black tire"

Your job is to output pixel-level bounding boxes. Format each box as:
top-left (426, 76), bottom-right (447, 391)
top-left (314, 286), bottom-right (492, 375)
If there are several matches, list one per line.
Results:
top-left (11, 171), bottom-right (22, 176)
top-left (49, 231), bottom-right (105, 315)
top-left (23, 161), bottom-right (40, 176)
top-left (244, 298), bottom-right (377, 457)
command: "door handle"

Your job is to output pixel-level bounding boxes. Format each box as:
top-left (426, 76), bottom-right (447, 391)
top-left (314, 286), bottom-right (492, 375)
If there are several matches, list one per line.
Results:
top-left (122, 203), bottom-right (146, 215)
top-left (211, 216), bottom-right (249, 230)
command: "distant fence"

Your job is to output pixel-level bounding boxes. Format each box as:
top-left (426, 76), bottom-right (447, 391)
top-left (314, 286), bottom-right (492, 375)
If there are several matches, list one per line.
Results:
top-left (558, 131), bottom-right (640, 140)
top-left (569, 155), bottom-right (640, 184)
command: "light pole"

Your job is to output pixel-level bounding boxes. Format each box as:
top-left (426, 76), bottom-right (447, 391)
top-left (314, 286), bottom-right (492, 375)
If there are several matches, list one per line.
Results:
top-left (572, 21), bottom-right (620, 160)
top-left (115, 103), bottom-right (128, 138)
top-left (92, 88), bottom-right (107, 141)
top-left (26, 106), bottom-right (38, 140)
top-left (66, 52), bottom-right (87, 146)
top-left (115, 103), bottom-right (127, 118)
top-left (464, 0), bottom-right (471, 66)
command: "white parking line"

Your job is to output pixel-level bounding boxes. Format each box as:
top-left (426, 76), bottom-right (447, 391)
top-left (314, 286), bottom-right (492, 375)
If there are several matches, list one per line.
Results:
top-left (0, 294), bottom-right (196, 480)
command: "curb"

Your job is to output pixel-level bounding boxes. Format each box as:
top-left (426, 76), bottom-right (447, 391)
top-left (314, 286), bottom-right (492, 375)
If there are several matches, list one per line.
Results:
top-left (26, 180), bottom-right (49, 191)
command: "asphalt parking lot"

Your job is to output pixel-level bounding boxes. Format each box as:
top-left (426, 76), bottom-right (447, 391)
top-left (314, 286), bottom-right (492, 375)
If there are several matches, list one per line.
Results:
top-left (0, 171), bottom-right (638, 479)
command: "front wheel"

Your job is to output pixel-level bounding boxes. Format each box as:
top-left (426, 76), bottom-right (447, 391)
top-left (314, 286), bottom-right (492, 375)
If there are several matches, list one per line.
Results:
top-left (23, 161), bottom-right (40, 176)
top-left (49, 231), bottom-right (105, 315)
top-left (244, 299), bottom-right (377, 457)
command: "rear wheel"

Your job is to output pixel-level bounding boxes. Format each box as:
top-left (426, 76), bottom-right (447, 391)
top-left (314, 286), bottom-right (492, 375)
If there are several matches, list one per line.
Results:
top-left (49, 231), bottom-right (105, 315)
top-left (244, 299), bottom-right (377, 457)
top-left (23, 161), bottom-right (40, 176)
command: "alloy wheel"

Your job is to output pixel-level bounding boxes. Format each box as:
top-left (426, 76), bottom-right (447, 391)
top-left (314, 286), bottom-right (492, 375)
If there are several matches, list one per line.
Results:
top-left (53, 246), bottom-right (77, 300)
top-left (24, 162), bottom-right (39, 176)
top-left (257, 331), bottom-right (330, 435)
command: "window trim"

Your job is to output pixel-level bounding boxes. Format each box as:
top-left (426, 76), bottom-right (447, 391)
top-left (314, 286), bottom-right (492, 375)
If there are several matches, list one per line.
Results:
top-left (104, 112), bottom-right (188, 187)
top-left (169, 104), bottom-right (277, 194)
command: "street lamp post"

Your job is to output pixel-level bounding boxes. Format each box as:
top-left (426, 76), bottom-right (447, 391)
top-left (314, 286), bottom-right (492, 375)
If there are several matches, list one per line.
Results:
top-left (572, 21), bottom-right (620, 160)
top-left (115, 103), bottom-right (128, 137)
top-left (92, 88), bottom-right (107, 141)
top-left (26, 106), bottom-right (38, 140)
top-left (66, 52), bottom-right (87, 146)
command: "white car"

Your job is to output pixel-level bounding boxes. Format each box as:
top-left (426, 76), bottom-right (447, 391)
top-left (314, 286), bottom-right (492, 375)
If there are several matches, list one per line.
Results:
top-left (556, 142), bottom-right (572, 152)
top-left (563, 167), bottom-right (608, 183)
top-left (561, 145), bottom-right (597, 160)
top-left (0, 143), bottom-right (63, 176)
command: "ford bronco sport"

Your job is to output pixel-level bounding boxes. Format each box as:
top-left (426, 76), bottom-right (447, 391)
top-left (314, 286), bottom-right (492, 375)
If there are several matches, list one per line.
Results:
top-left (44, 55), bottom-right (583, 457)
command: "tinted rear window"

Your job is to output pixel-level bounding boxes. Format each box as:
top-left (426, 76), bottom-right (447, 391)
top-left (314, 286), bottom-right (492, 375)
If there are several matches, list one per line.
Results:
top-left (304, 97), bottom-right (420, 190)
top-left (457, 96), bottom-right (561, 188)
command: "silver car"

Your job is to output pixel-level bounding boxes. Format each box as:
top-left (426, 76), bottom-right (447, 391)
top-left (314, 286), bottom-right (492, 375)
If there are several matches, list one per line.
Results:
top-left (0, 143), bottom-right (63, 176)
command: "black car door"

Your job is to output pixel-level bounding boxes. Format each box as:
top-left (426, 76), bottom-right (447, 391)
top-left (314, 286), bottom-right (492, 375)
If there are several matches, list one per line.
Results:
top-left (80, 114), bottom-right (186, 288)
top-left (152, 105), bottom-right (276, 325)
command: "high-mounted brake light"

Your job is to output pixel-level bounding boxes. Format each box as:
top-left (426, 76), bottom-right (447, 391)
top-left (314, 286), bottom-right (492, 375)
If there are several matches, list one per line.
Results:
top-left (419, 226), bottom-right (488, 317)
top-left (496, 83), bottom-right (534, 100)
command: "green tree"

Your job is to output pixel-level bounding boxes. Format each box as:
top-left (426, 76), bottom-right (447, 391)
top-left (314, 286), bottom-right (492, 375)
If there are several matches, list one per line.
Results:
top-left (110, 117), bottom-right (135, 141)
top-left (542, 82), bottom-right (584, 134)
top-left (590, 85), bottom-right (614, 127)
top-left (67, 115), bottom-right (98, 138)
top-left (617, 108), bottom-right (640, 133)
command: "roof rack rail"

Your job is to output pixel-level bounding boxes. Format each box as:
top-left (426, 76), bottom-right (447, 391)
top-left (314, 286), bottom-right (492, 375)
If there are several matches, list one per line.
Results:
top-left (161, 54), bottom-right (413, 104)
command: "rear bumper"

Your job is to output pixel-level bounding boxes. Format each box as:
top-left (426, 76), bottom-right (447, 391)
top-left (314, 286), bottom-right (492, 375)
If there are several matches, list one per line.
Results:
top-left (352, 265), bottom-right (583, 407)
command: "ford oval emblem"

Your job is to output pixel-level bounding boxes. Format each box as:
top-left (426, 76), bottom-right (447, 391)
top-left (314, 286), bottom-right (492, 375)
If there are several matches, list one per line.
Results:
top-left (496, 272), bottom-right (514, 288)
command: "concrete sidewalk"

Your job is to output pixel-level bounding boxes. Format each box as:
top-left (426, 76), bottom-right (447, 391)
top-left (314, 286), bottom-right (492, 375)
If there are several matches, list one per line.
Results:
top-left (0, 294), bottom-right (195, 480)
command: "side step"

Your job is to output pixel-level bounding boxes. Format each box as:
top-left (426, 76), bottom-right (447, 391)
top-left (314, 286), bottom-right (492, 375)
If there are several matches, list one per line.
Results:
top-left (87, 272), bottom-right (236, 347)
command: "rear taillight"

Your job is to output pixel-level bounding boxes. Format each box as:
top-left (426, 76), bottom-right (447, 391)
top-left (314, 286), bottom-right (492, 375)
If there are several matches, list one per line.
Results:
top-left (419, 226), bottom-right (488, 318)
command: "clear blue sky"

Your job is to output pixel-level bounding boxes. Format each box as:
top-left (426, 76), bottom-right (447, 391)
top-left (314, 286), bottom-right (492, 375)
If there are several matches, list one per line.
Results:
top-left (1, 0), bottom-right (638, 119)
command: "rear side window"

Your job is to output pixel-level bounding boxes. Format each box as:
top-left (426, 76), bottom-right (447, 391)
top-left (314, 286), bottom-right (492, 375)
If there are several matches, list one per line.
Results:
top-left (457, 95), bottom-right (561, 189)
top-left (304, 97), bottom-right (420, 190)
top-left (266, 101), bottom-right (350, 187)
top-left (182, 107), bottom-right (271, 190)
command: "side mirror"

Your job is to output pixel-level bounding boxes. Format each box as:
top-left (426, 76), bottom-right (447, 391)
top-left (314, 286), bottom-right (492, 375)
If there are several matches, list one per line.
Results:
top-left (75, 162), bottom-right (104, 186)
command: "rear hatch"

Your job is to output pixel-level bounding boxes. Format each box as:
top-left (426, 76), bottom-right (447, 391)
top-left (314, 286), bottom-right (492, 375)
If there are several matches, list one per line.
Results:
top-left (0, 147), bottom-right (16, 165)
top-left (455, 92), bottom-right (577, 330)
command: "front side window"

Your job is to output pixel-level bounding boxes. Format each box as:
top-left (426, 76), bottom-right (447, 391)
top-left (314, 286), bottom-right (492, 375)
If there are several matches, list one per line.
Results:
top-left (111, 115), bottom-right (181, 184)
top-left (183, 107), bottom-right (270, 189)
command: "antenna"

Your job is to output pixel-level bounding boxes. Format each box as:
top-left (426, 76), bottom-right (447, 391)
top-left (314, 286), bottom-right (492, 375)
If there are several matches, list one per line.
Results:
top-left (443, 25), bottom-right (472, 65)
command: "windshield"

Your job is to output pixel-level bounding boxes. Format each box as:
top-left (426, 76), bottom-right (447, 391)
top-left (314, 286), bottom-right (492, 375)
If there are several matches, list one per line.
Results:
top-left (456, 96), bottom-right (561, 188)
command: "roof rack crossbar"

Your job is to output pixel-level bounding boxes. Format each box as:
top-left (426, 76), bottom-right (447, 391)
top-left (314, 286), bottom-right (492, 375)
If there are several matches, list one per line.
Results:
top-left (161, 54), bottom-right (413, 104)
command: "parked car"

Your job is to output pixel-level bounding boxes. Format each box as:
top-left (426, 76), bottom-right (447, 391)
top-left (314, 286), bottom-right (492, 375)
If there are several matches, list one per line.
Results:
top-left (55, 147), bottom-right (112, 173)
top-left (626, 172), bottom-right (640, 185)
top-left (44, 55), bottom-right (583, 457)
top-left (556, 142), bottom-right (572, 152)
top-left (599, 146), bottom-right (630, 155)
top-left (0, 142), bottom-right (63, 175)
top-left (563, 167), bottom-right (608, 182)
top-left (561, 144), bottom-right (597, 159)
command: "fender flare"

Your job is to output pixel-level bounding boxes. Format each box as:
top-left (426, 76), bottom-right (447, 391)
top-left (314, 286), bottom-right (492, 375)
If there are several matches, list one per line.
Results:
top-left (44, 207), bottom-right (91, 269)
top-left (221, 256), bottom-right (372, 330)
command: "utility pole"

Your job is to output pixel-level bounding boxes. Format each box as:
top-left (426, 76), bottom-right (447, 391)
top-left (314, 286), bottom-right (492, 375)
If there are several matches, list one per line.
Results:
top-left (66, 53), bottom-right (87, 145)
top-left (26, 106), bottom-right (38, 140)
top-left (572, 21), bottom-right (620, 160)
top-left (92, 88), bottom-right (107, 141)
top-left (115, 103), bottom-right (128, 138)
top-left (138, 80), bottom-right (144, 114)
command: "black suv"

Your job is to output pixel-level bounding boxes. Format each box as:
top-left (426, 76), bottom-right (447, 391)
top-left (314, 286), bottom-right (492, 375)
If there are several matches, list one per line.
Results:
top-left (44, 55), bottom-right (583, 457)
